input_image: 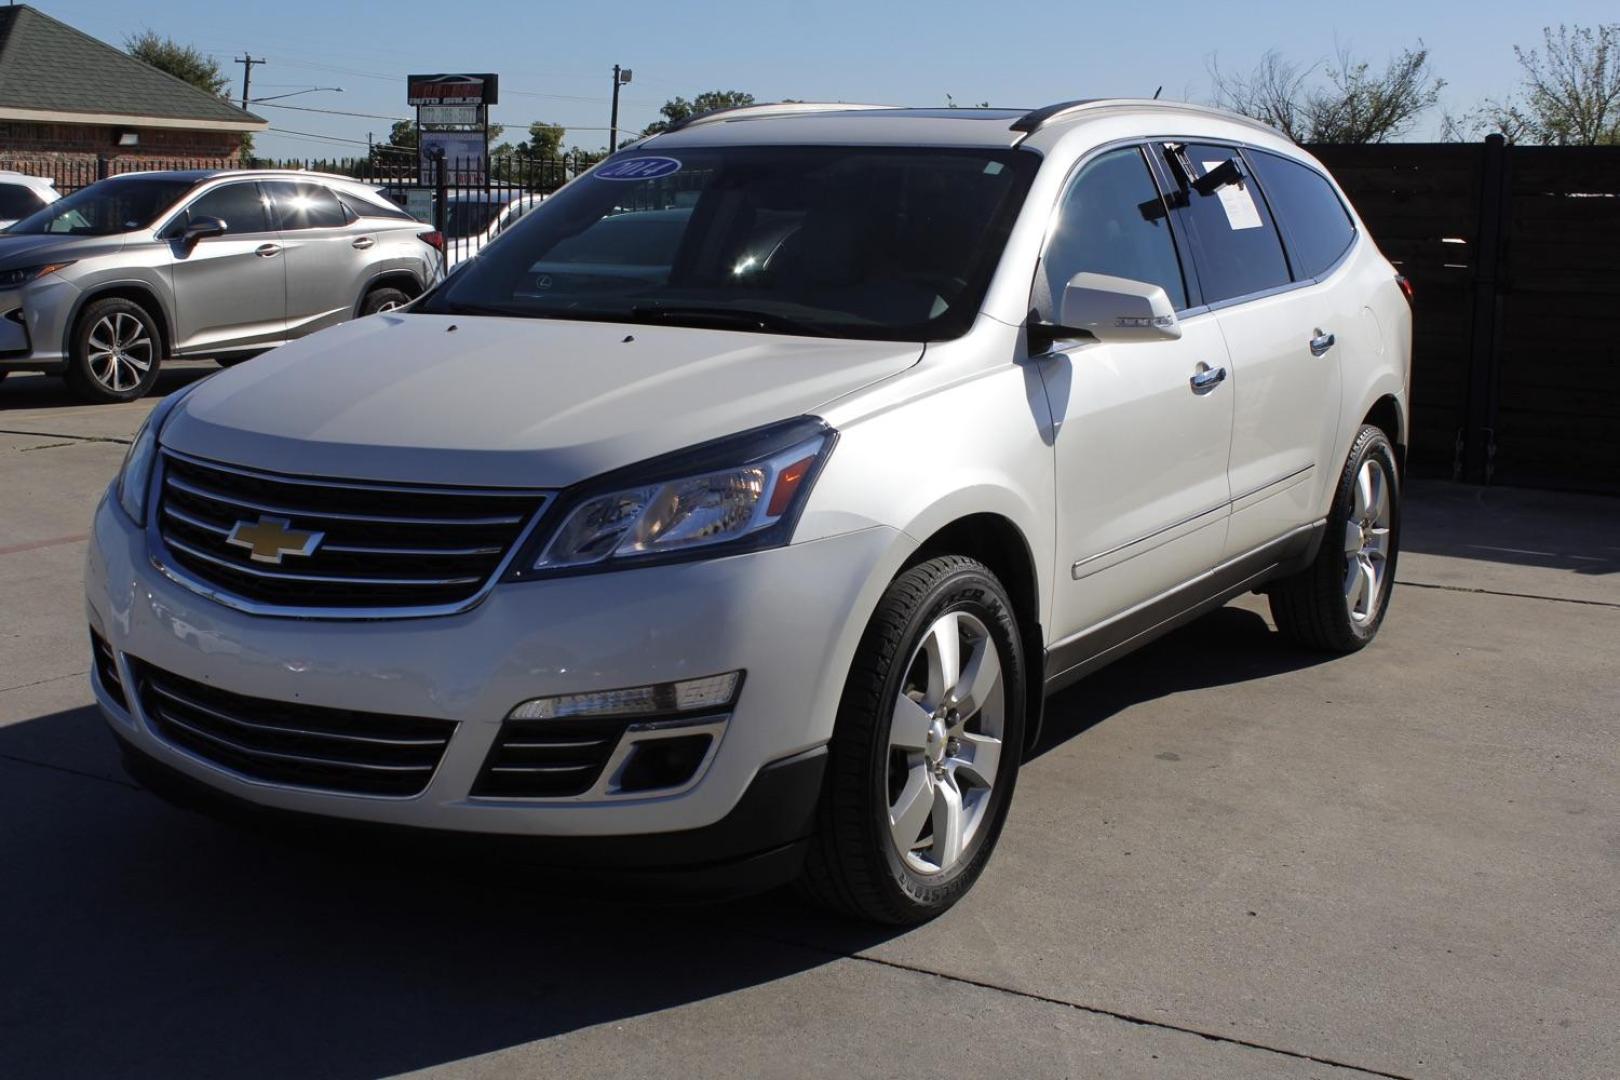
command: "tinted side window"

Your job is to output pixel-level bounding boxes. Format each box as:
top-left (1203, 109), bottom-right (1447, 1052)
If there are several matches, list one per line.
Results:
top-left (1174, 143), bottom-right (1291, 303)
top-left (1248, 150), bottom-right (1355, 279)
top-left (336, 188), bottom-right (413, 222)
top-left (185, 182), bottom-right (269, 234)
top-left (0, 183), bottom-right (44, 219)
top-left (265, 182), bottom-right (346, 230)
top-left (1043, 147), bottom-right (1188, 312)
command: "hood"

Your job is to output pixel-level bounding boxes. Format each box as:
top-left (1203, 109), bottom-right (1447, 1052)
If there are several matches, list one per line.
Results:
top-left (0, 232), bottom-right (124, 268)
top-left (162, 313), bottom-right (921, 488)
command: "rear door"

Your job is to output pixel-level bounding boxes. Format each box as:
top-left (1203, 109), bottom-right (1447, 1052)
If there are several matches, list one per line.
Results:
top-left (1038, 145), bottom-right (1235, 652)
top-left (264, 181), bottom-right (369, 338)
top-left (1160, 142), bottom-right (1344, 558)
top-left (167, 180), bottom-right (286, 354)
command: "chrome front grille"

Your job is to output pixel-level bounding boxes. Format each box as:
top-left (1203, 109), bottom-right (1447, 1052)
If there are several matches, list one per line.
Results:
top-left (132, 658), bottom-right (456, 798)
top-left (155, 451), bottom-right (546, 613)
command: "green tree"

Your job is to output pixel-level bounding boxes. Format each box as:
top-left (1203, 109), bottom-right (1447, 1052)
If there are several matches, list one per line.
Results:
top-left (1478, 24), bottom-right (1620, 145)
top-left (1210, 41), bottom-right (1443, 143)
top-left (126, 31), bottom-right (250, 156)
top-left (641, 90), bottom-right (755, 136)
top-left (126, 31), bottom-right (230, 97)
top-left (386, 119), bottom-right (418, 151)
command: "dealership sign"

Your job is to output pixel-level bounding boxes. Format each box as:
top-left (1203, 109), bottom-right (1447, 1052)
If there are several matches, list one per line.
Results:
top-left (407, 73), bottom-right (499, 106)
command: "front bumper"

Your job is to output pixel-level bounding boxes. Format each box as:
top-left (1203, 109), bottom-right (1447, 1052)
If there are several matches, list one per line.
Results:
top-left (86, 490), bottom-right (900, 845)
top-left (0, 276), bottom-right (78, 369)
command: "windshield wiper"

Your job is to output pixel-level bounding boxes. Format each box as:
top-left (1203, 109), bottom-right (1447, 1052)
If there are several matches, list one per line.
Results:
top-left (629, 304), bottom-right (825, 337)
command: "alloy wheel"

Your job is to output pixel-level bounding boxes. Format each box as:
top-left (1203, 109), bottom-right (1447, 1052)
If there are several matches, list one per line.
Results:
top-left (1344, 458), bottom-right (1392, 623)
top-left (886, 609), bottom-right (1006, 875)
top-left (86, 312), bottom-right (154, 392)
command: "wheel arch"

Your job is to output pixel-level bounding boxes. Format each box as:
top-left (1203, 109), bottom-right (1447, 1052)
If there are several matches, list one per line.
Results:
top-left (355, 269), bottom-right (425, 317)
top-left (63, 281), bottom-right (174, 362)
top-left (1362, 393), bottom-right (1406, 467)
top-left (902, 512), bottom-right (1047, 751)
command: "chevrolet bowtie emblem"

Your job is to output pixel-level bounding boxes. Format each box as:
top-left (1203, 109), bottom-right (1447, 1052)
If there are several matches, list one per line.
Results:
top-left (225, 515), bottom-right (323, 564)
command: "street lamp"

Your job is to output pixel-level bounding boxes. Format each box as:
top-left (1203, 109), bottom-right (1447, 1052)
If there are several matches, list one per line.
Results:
top-left (609, 65), bottom-right (632, 153)
top-left (250, 87), bottom-right (344, 103)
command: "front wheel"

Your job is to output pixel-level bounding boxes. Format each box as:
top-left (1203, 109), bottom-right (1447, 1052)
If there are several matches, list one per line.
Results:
top-left (65, 298), bottom-right (162, 403)
top-left (1267, 423), bottom-right (1401, 652)
top-left (800, 556), bottom-right (1025, 924)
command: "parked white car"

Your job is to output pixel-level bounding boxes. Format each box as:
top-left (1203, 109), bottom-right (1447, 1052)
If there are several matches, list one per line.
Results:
top-left (87, 100), bottom-right (1410, 923)
top-left (0, 170), bottom-right (57, 229)
top-left (446, 191), bottom-right (545, 268)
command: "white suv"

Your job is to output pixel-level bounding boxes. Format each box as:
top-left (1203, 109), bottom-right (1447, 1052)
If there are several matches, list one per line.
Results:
top-left (86, 100), bottom-right (1410, 924)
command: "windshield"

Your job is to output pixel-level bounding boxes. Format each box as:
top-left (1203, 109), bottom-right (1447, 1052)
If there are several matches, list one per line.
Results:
top-left (445, 200), bottom-right (508, 238)
top-left (422, 146), bottom-right (1039, 341)
top-left (7, 176), bottom-right (195, 236)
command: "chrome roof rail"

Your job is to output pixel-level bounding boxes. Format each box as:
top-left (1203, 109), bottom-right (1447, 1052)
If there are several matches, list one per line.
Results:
top-left (1010, 98), bottom-right (1285, 139)
top-left (663, 101), bottom-right (898, 133)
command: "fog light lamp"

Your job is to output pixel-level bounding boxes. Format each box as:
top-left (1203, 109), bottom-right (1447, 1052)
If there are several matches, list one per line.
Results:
top-left (508, 671), bottom-right (741, 721)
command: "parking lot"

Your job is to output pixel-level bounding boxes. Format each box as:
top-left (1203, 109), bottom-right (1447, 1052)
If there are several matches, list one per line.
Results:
top-left (2, 368), bottom-right (1617, 1079)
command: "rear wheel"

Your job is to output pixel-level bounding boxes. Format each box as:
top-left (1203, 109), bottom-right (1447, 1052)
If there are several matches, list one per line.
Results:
top-left (359, 286), bottom-right (410, 316)
top-left (65, 298), bottom-right (162, 403)
top-left (800, 556), bottom-right (1025, 924)
top-left (1267, 424), bottom-right (1401, 652)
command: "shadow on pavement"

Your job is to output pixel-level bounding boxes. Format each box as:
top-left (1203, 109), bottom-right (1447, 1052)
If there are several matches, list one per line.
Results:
top-left (1, 605), bottom-right (1326, 1078)
top-left (1400, 479), bottom-right (1620, 576)
top-left (1032, 605), bottom-right (1330, 760)
top-left (0, 364), bottom-right (216, 412)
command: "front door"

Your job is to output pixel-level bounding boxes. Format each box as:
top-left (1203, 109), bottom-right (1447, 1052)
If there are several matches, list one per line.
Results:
top-left (167, 180), bottom-right (286, 355)
top-left (1037, 146), bottom-right (1234, 659)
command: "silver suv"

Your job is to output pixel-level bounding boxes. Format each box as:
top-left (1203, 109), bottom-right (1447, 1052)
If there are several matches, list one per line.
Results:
top-left (0, 169), bottom-right (443, 402)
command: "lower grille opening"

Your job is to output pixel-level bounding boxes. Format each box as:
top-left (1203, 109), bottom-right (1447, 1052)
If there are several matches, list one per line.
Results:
top-left (471, 717), bottom-right (629, 798)
top-left (89, 630), bottom-right (127, 710)
top-left (131, 659), bottom-right (456, 798)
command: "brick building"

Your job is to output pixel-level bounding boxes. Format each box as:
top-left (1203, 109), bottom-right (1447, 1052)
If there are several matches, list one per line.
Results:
top-left (0, 5), bottom-right (265, 187)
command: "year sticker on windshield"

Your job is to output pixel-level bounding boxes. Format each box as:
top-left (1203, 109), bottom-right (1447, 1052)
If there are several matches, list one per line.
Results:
top-left (594, 157), bottom-right (682, 181)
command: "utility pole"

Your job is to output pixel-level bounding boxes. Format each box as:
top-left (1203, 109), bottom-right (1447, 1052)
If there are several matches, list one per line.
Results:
top-left (609, 64), bottom-right (632, 153)
top-left (235, 54), bottom-right (266, 112)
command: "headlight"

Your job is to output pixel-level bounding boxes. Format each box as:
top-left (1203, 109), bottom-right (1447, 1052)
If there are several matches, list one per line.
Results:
top-left (0, 262), bottom-right (74, 288)
top-left (519, 418), bottom-right (835, 575)
top-left (114, 381), bottom-right (202, 526)
top-left (116, 416), bottom-right (159, 525)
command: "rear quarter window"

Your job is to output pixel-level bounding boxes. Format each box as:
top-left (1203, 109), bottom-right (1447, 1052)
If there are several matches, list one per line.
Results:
top-left (1247, 150), bottom-right (1357, 279)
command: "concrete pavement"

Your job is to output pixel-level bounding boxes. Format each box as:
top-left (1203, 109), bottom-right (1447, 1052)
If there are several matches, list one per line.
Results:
top-left (1, 367), bottom-right (1616, 1079)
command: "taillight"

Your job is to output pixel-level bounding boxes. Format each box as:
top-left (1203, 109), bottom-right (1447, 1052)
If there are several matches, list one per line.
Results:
top-left (1395, 274), bottom-right (1414, 305)
top-left (417, 230), bottom-right (444, 252)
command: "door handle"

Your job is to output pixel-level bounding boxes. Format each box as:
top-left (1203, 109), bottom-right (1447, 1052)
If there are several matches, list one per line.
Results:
top-left (1309, 329), bottom-right (1336, 356)
top-left (352, 236), bottom-right (375, 250)
top-left (255, 243), bottom-right (281, 258)
top-left (1189, 364), bottom-right (1227, 392)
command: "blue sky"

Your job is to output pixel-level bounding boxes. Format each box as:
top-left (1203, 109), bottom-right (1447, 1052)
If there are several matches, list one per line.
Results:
top-left (34, 0), bottom-right (1620, 160)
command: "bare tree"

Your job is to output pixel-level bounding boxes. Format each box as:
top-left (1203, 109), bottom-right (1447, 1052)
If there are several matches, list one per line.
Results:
top-left (1211, 42), bottom-right (1443, 143)
top-left (1479, 24), bottom-right (1620, 144)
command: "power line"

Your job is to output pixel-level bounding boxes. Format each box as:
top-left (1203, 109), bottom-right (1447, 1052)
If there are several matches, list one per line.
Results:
top-left (255, 101), bottom-right (412, 122)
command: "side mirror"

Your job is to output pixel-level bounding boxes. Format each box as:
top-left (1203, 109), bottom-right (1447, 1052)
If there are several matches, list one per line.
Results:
top-left (181, 215), bottom-right (227, 247)
top-left (1059, 272), bottom-right (1181, 344)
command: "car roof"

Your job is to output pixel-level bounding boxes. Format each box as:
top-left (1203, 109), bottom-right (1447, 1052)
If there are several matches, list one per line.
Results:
top-left (100, 168), bottom-right (365, 185)
top-left (640, 99), bottom-right (1285, 150)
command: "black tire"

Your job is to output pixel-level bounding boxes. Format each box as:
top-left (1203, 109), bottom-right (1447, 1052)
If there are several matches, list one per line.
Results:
top-left (359, 286), bottom-right (411, 317)
top-left (65, 297), bottom-right (163, 404)
top-left (800, 555), bottom-right (1026, 925)
top-left (1268, 423), bottom-right (1401, 652)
